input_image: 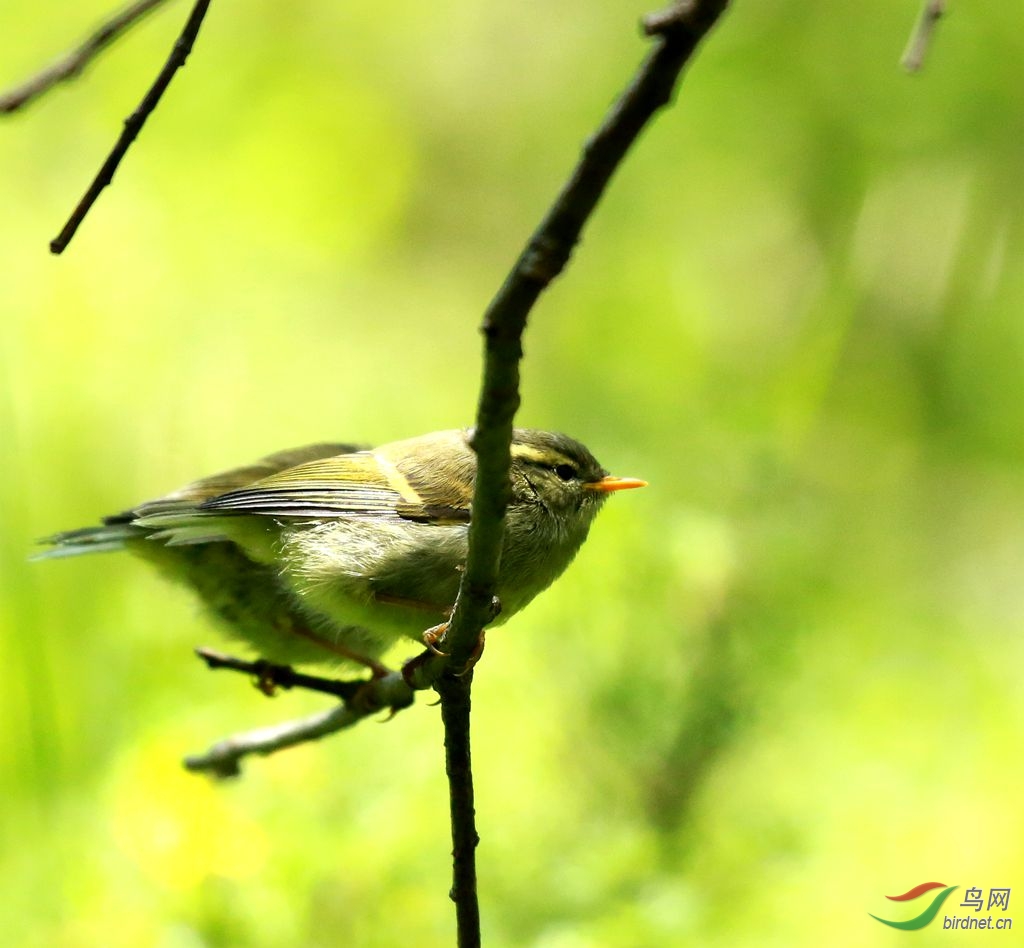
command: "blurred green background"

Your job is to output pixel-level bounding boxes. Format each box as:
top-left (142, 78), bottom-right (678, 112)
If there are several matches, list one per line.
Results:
top-left (2, 1), bottom-right (1022, 945)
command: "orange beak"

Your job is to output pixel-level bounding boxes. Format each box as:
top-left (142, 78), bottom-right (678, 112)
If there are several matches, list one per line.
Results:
top-left (584, 475), bottom-right (648, 493)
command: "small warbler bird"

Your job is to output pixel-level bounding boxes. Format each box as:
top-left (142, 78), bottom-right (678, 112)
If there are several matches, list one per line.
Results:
top-left (37, 429), bottom-right (645, 670)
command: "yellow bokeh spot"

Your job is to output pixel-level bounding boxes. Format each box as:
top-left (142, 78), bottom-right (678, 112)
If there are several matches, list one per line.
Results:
top-left (106, 737), bottom-right (269, 892)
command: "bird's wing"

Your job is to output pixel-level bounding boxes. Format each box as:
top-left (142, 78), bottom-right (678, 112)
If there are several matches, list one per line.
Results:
top-left (108, 443), bottom-right (364, 525)
top-left (195, 450), bottom-right (472, 525)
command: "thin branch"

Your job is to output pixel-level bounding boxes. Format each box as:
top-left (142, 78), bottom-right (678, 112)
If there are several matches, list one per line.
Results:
top-left (436, 671), bottom-right (479, 946)
top-left (901, 0), bottom-right (946, 73)
top-left (435, 1), bottom-right (729, 942)
top-left (50, 0), bottom-right (212, 255)
top-left (0, 0), bottom-right (173, 114)
top-left (442, 0), bottom-right (730, 671)
top-left (193, 647), bottom-right (368, 701)
top-left (185, 701), bottom-right (389, 779)
top-left (183, 638), bottom-right (454, 778)
top-left (185, 649), bottom-right (417, 778)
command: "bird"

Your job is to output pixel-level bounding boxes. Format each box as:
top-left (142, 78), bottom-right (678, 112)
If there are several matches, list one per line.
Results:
top-left (36, 428), bottom-right (646, 671)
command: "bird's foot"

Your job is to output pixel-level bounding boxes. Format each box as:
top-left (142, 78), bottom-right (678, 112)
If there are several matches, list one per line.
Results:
top-left (454, 631), bottom-right (486, 677)
top-left (422, 621), bottom-right (449, 656)
top-left (252, 659), bottom-right (289, 696)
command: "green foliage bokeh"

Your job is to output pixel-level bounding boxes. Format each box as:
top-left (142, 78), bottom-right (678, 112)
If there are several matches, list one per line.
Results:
top-left (2, 1), bottom-right (1022, 945)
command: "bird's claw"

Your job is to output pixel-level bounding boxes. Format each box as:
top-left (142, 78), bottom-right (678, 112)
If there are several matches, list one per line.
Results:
top-left (252, 659), bottom-right (287, 696)
top-left (422, 622), bottom-right (449, 656)
top-left (454, 631), bottom-right (486, 677)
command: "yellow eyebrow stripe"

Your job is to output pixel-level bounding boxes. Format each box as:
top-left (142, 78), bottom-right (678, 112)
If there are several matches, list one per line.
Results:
top-left (510, 444), bottom-right (555, 465)
top-left (372, 451), bottom-right (424, 505)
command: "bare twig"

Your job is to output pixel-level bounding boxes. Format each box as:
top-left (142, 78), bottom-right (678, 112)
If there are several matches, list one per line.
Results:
top-left (193, 647), bottom-right (368, 701)
top-left (435, 671), bottom-right (480, 944)
top-left (183, 641), bottom-right (454, 777)
top-left (436, 1), bottom-right (729, 942)
top-left (184, 699), bottom-right (394, 779)
top-left (185, 649), bottom-right (417, 778)
top-left (901, 0), bottom-right (946, 73)
top-left (50, 0), bottom-right (212, 254)
top-left (0, 0), bottom-right (173, 114)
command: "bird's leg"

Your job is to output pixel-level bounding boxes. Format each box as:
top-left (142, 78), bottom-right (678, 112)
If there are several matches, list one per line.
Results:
top-left (371, 592), bottom-right (451, 654)
top-left (369, 592), bottom-right (452, 654)
top-left (289, 625), bottom-right (391, 679)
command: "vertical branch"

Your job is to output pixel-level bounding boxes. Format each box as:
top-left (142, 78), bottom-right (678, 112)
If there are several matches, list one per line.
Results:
top-left (446, 0), bottom-right (731, 666)
top-left (437, 2), bottom-right (730, 943)
top-left (437, 671), bottom-right (480, 947)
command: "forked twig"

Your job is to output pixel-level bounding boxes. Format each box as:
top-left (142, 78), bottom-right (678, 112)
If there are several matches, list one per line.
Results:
top-left (185, 648), bottom-right (418, 778)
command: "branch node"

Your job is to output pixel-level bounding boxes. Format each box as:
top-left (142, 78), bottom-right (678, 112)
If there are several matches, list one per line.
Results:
top-left (520, 234), bottom-right (571, 285)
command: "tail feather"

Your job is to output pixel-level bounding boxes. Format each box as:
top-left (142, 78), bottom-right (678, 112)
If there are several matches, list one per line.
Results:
top-left (32, 522), bottom-right (141, 560)
top-left (33, 442), bottom-right (358, 563)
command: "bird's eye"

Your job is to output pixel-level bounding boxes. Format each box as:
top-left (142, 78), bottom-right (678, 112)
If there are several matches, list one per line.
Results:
top-left (554, 463), bottom-right (577, 482)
